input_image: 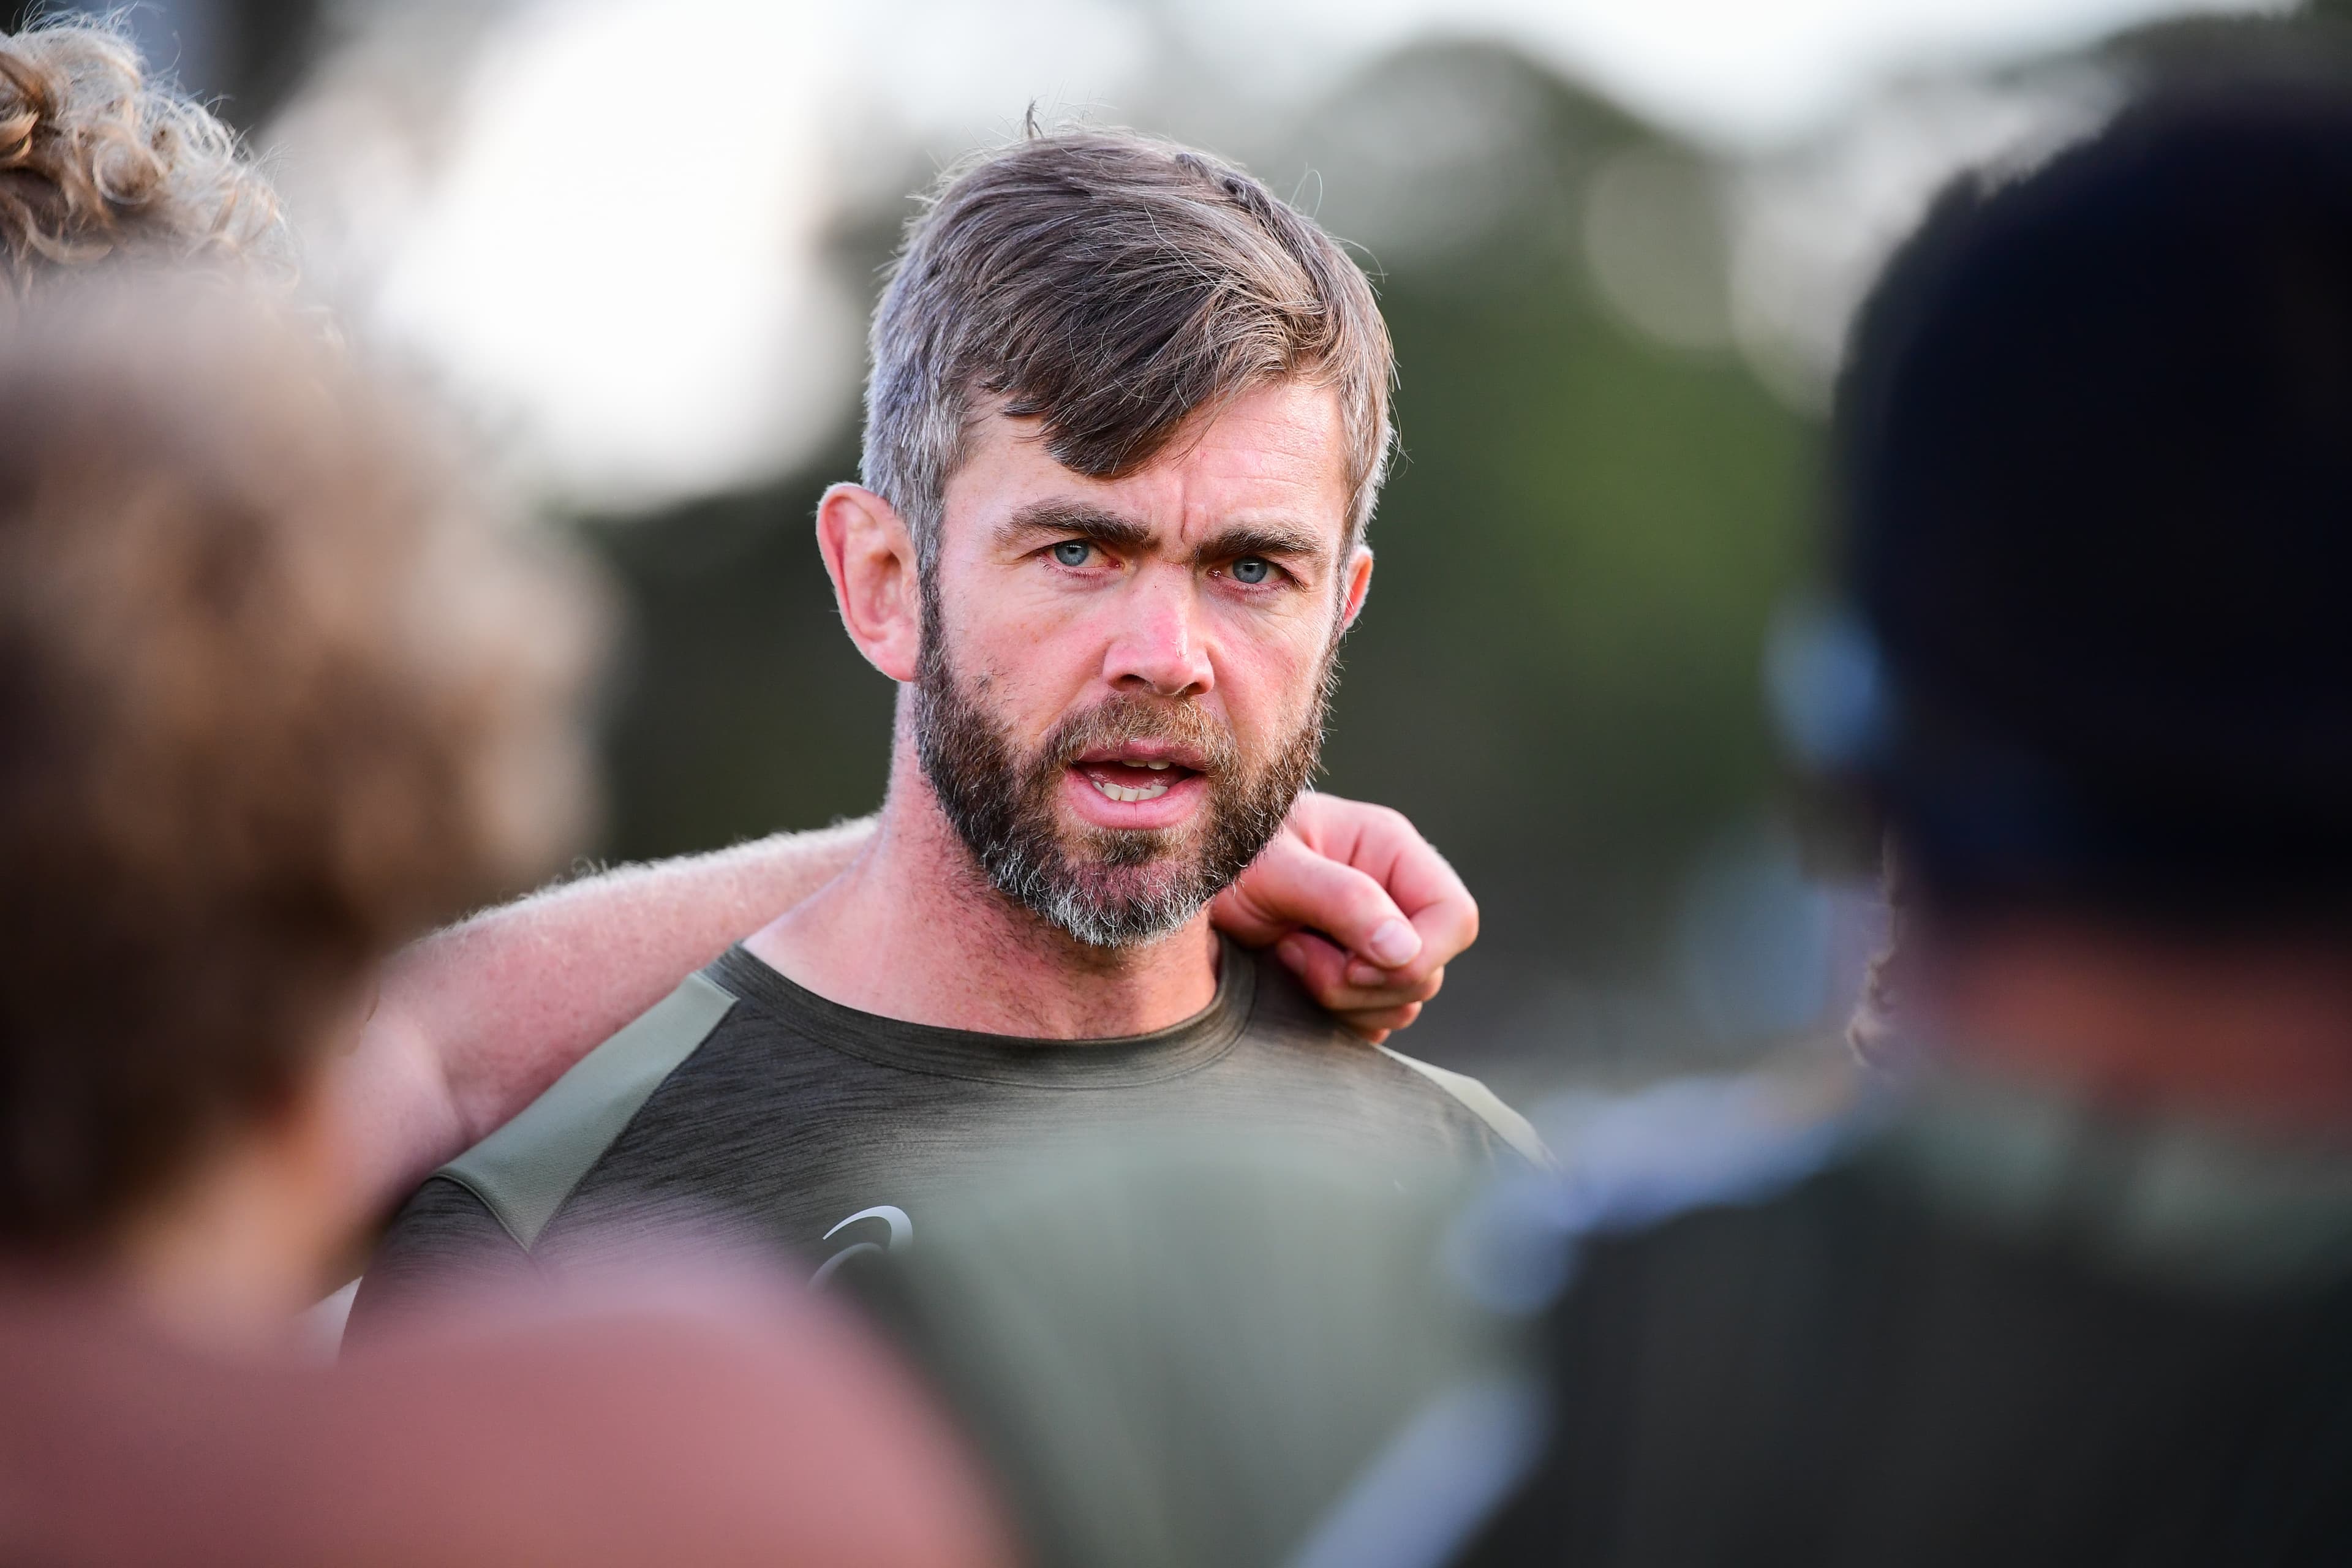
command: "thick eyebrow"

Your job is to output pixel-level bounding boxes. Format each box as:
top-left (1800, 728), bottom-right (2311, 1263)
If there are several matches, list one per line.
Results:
top-left (997, 500), bottom-right (1332, 572)
top-left (995, 500), bottom-right (1152, 552)
top-left (1192, 521), bottom-right (1330, 569)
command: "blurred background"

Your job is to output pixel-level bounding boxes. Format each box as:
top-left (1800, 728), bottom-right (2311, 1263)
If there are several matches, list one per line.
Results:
top-left (27, 0), bottom-right (2341, 1098)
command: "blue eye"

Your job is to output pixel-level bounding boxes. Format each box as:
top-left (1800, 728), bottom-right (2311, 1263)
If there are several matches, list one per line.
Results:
top-left (1052, 541), bottom-right (1092, 567)
top-left (1232, 556), bottom-right (1272, 584)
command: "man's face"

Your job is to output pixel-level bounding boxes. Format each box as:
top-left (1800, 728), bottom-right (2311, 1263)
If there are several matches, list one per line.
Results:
top-left (914, 379), bottom-right (1370, 947)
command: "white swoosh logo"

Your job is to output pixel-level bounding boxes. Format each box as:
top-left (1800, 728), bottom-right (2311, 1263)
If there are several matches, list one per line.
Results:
top-left (810, 1204), bottom-right (913, 1286)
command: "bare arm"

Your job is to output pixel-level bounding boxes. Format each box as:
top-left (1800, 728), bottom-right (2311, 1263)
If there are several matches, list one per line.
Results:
top-left (339, 795), bottom-right (1481, 1224)
top-left (334, 819), bottom-right (875, 1219)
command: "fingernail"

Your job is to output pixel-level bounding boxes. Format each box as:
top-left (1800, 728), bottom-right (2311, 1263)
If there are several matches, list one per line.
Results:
top-left (1276, 938), bottom-right (1305, 970)
top-left (1367, 919), bottom-right (1419, 967)
top-left (1347, 963), bottom-right (1385, 989)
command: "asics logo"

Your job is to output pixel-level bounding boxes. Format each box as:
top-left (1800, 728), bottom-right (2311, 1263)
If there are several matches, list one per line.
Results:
top-left (810, 1204), bottom-right (912, 1286)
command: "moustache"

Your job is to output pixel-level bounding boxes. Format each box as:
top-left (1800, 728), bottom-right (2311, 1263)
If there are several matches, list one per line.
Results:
top-left (1039, 694), bottom-right (1241, 778)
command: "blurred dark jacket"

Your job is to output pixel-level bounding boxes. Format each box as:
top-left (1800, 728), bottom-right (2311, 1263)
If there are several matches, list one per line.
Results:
top-left (1424, 1076), bottom-right (2352, 1567)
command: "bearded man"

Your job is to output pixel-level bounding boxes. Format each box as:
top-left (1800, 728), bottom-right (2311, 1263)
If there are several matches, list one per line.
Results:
top-left (355, 130), bottom-right (1540, 1319)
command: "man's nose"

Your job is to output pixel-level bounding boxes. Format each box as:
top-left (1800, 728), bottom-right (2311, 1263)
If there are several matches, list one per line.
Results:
top-left (1104, 576), bottom-right (1213, 698)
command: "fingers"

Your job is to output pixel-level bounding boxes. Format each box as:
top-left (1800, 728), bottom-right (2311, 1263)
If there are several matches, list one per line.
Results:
top-left (1283, 793), bottom-right (1479, 990)
top-left (1273, 929), bottom-right (1446, 1012)
top-left (1217, 829), bottom-right (1418, 962)
top-left (1213, 794), bottom-right (1481, 1041)
top-left (1272, 929), bottom-right (1354, 1006)
top-left (1331, 1001), bottom-right (1421, 1045)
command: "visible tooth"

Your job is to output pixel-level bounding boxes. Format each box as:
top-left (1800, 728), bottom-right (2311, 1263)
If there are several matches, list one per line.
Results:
top-left (1145, 760), bottom-right (1170, 771)
top-left (1090, 778), bottom-right (1169, 804)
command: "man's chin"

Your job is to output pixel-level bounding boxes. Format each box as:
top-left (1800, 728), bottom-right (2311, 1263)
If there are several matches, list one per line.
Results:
top-left (1066, 859), bottom-right (1205, 913)
top-left (1037, 894), bottom-right (1204, 950)
top-left (1030, 849), bottom-right (1216, 949)
top-left (1066, 816), bottom-right (1183, 869)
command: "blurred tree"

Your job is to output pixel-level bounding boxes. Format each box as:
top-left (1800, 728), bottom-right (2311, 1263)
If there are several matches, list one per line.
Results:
top-left (1293, 47), bottom-right (1817, 1063)
top-left (584, 439), bottom-right (897, 863)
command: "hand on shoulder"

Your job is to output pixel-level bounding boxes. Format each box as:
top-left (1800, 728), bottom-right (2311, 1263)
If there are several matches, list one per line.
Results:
top-left (1213, 791), bottom-right (1478, 1042)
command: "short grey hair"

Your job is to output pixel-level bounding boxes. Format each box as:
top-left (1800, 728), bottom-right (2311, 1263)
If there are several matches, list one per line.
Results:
top-left (861, 127), bottom-right (1395, 570)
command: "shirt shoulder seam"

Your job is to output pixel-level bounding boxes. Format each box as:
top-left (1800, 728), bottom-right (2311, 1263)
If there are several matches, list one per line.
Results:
top-left (1374, 1046), bottom-right (1555, 1168)
top-left (438, 970), bottom-right (739, 1250)
top-left (425, 1169), bottom-right (532, 1254)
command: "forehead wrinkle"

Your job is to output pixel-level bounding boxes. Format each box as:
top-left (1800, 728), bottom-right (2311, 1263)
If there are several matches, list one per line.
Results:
top-left (1166, 389), bottom-right (1349, 530)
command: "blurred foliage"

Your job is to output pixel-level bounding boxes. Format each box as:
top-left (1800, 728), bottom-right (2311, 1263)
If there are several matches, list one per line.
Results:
top-left (1328, 229), bottom-right (1812, 1014)
top-left (585, 441), bottom-right (892, 857)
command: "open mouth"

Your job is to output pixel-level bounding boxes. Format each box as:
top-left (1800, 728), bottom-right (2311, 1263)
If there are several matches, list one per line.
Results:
top-left (1070, 752), bottom-right (1205, 805)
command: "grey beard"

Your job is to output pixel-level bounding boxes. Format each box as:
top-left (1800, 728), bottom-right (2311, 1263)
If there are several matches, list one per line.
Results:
top-left (912, 607), bottom-right (1332, 949)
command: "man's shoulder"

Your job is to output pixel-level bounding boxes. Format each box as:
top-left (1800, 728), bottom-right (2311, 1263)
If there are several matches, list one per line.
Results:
top-left (1371, 1046), bottom-right (1551, 1167)
top-left (1238, 947), bottom-right (1550, 1166)
top-left (353, 968), bottom-right (752, 1336)
top-left (439, 967), bottom-right (742, 1252)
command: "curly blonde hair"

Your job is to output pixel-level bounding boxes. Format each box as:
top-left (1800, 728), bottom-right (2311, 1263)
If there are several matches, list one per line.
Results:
top-left (0, 17), bottom-right (289, 296)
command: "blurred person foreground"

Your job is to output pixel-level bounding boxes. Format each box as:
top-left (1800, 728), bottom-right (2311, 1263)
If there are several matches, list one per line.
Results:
top-left (1365, 72), bottom-right (2352, 1568)
top-left (0, 286), bottom-right (1008, 1566)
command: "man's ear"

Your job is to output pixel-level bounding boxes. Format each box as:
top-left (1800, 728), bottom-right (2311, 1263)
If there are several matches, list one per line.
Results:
top-left (816, 483), bottom-right (922, 683)
top-left (1338, 544), bottom-right (1374, 631)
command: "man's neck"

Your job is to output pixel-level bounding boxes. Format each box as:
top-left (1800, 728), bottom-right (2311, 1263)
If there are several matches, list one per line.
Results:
top-left (744, 748), bottom-right (1221, 1039)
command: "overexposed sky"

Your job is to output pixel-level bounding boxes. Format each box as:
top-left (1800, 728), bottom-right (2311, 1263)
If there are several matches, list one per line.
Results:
top-left (280, 0), bottom-right (2291, 508)
top-left (1178, 0), bottom-right (2290, 149)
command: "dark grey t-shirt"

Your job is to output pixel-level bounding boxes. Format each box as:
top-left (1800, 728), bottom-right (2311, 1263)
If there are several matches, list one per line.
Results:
top-left (352, 939), bottom-right (1541, 1330)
